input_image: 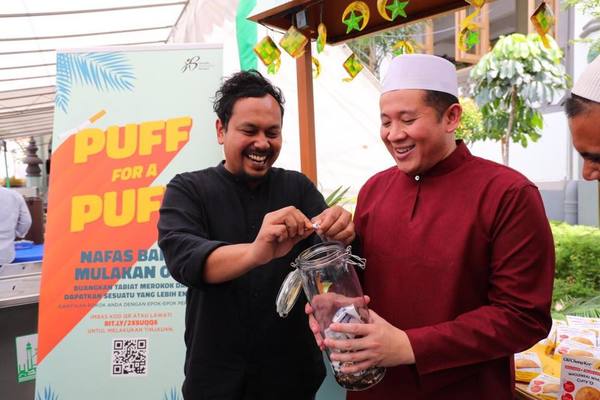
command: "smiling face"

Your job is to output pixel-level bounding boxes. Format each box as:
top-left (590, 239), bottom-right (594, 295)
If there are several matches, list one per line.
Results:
top-left (379, 89), bottom-right (461, 176)
top-left (217, 95), bottom-right (282, 180)
top-left (569, 105), bottom-right (600, 181)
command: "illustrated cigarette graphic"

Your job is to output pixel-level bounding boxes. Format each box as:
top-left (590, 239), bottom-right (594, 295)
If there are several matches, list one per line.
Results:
top-left (59, 109), bottom-right (106, 140)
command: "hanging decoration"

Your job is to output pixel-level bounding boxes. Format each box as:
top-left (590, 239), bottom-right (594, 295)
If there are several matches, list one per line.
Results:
top-left (466, 0), bottom-right (486, 6)
top-left (317, 23), bottom-right (327, 53)
top-left (457, 0), bottom-right (486, 51)
top-left (253, 36), bottom-right (281, 74)
top-left (377, 0), bottom-right (409, 22)
top-left (312, 57), bottom-right (321, 78)
top-left (392, 40), bottom-right (415, 55)
top-left (279, 25), bottom-right (309, 58)
top-left (530, 1), bottom-right (555, 49)
top-left (342, 53), bottom-right (364, 82)
top-left (342, 1), bottom-right (370, 34)
top-left (458, 27), bottom-right (480, 51)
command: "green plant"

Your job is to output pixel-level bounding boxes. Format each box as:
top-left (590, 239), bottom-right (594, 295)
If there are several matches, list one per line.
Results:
top-left (564, 0), bottom-right (600, 62)
top-left (551, 221), bottom-right (600, 308)
top-left (325, 186), bottom-right (351, 207)
top-left (469, 33), bottom-right (569, 165)
top-left (564, 0), bottom-right (600, 18)
top-left (553, 295), bottom-right (600, 319)
top-left (455, 97), bottom-right (484, 144)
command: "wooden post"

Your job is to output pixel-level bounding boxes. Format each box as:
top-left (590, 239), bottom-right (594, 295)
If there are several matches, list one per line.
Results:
top-left (296, 43), bottom-right (317, 183)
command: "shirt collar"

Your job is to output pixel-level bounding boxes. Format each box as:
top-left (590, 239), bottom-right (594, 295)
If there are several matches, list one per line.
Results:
top-left (216, 161), bottom-right (271, 189)
top-left (412, 140), bottom-right (471, 179)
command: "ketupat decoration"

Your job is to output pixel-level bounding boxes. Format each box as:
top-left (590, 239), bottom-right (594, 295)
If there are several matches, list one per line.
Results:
top-left (342, 1), bottom-right (370, 34)
top-left (279, 25), bottom-right (309, 58)
top-left (267, 58), bottom-right (281, 74)
top-left (253, 36), bottom-right (281, 74)
top-left (317, 23), bottom-right (327, 53)
top-left (377, 0), bottom-right (409, 21)
top-left (342, 53), bottom-right (363, 81)
top-left (530, 1), bottom-right (555, 49)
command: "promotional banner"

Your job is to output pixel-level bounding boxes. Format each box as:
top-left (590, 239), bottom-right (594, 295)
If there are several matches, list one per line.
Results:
top-left (36, 45), bottom-right (223, 399)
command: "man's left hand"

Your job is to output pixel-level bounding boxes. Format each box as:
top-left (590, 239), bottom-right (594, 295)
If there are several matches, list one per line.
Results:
top-left (312, 205), bottom-right (355, 244)
top-left (323, 309), bottom-right (415, 374)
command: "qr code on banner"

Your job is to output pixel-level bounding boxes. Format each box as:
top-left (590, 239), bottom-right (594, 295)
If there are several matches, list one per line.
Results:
top-left (111, 338), bottom-right (148, 376)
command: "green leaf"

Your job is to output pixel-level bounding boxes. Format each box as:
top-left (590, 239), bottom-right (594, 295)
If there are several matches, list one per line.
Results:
top-left (324, 186), bottom-right (351, 207)
top-left (531, 112), bottom-right (543, 128)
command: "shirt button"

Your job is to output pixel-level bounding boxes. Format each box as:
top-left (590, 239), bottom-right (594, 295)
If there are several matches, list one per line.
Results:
top-left (415, 175), bottom-right (421, 181)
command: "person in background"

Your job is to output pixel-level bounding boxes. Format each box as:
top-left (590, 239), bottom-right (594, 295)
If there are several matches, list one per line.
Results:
top-left (307, 54), bottom-right (555, 399)
top-left (158, 70), bottom-right (355, 400)
top-left (565, 55), bottom-right (600, 181)
top-left (0, 186), bottom-right (32, 265)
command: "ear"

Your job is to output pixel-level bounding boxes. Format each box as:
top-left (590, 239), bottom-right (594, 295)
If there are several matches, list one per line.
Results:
top-left (216, 119), bottom-right (225, 144)
top-left (444, 103), bottom-right (462, 133)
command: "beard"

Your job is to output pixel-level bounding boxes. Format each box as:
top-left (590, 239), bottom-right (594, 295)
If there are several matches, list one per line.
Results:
top-left (236, 147), bottom-right (276, 186)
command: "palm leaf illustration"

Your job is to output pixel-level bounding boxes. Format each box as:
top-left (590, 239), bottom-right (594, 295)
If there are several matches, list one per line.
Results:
top-left (55, 54), bottom-right (72, 113)
top-left (163, 387), bottom-right (182, 400)
top-left (36, 385), bottom-right (59, 400)
top-left (55, 52), bottom-right (135, 113)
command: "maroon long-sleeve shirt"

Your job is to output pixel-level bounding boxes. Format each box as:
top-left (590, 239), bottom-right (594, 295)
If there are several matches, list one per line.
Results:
top-left (351, 142), bottom-right (555, 399)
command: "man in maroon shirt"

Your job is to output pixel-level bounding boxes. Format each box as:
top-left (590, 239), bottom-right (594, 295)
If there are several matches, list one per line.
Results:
top-left (307, 54), bottom-right (555, 399)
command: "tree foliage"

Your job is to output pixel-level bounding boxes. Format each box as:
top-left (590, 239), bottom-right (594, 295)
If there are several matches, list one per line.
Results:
top-left (564, 0), bottom-right (600, 18)
top-left (564, 0), bottom-right (600, 62)
top-left (469, 33), bottom-right (569, 165)
top-left (455, 97), bottom-right (484, 144)
top-left (550, 221), bottom-right (600, 316)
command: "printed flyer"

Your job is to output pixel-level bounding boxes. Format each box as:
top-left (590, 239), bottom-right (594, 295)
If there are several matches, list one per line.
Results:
top-left (35, 44), bottom-right (223, 399)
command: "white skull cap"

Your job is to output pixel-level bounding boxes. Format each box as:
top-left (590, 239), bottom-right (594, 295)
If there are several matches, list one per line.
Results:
top-left (382, 54), bottom-right (458, 97)
top-left (572, 56), bottom-right (600, 103)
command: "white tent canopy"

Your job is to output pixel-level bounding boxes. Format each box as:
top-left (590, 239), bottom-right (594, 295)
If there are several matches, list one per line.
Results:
top-left (0, 0), bottom-right (189, 139)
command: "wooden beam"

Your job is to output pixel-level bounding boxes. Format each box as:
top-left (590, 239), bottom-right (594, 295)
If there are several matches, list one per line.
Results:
top-left (296, 44), bottom-right (317, 183)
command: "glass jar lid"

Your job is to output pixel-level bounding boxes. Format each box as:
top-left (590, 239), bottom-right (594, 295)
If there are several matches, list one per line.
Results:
top-left (275, 269), bottom-right (303, 317)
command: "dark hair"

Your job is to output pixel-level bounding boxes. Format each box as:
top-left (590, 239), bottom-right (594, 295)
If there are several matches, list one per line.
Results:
top-left (213, 69), bottom-right (285, 129)
top-left (564, 93), bottom-right (599, 118)
top-left (423, 90), bottom-right (459, 121)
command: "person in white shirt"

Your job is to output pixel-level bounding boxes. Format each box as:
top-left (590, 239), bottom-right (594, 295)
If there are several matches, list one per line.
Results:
top-left (0, 186), bottom-right (32, 265)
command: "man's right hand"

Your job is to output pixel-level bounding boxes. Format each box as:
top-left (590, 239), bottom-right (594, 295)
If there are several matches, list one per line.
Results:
top-left (305, 295), bottom-right (371, 351)
top-left (248, 206), bottom-right (314, 266)
top-left (204, 206), bottom-right (314, 284)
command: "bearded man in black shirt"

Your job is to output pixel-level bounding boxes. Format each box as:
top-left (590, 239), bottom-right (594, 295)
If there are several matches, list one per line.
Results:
top-left (158, 70), bottom-right (355, 400)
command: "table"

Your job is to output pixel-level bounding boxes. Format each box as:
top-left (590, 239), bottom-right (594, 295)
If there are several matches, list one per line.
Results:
top-left (0, 244), bottom-right (44, 308)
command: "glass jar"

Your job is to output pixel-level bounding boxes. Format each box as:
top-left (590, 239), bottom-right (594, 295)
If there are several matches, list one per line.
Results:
top-left (276, 242), bottom-right (385, 391)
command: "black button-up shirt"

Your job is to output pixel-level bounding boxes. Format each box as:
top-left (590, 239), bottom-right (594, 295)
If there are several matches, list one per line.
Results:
top-left (158, 162), bottom-right (326, 398)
